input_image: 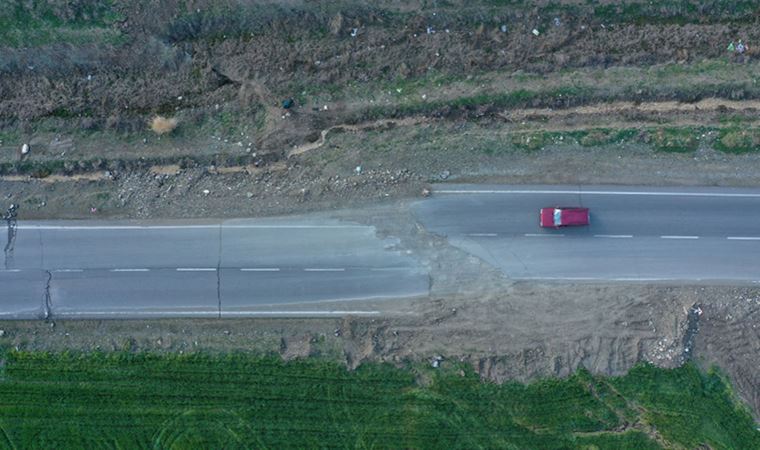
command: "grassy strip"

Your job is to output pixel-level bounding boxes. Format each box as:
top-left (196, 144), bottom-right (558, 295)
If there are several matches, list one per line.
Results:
top-left (0, 0), bottom-right (123, 47)
top-left (0, 350), bottom-right (756, 449)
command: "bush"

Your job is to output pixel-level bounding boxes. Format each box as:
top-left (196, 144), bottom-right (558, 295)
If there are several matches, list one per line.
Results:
top-left (150, 115), bottom-right (178, 135)
top-left (650, 128), bottom-right (699, 153)
top-left (716, 129), bottom-right (760, 153)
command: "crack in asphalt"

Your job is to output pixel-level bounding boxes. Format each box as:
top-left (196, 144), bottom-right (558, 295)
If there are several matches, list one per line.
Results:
top-left (43, 270), bottom-right (52, 320)
top-left (3, 204), bottom-right (18, 269)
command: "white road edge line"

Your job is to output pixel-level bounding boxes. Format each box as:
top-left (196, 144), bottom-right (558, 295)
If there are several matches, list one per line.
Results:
top-left (0, 269), bottom-right (21, 273)
top-left (176, 268), bottom-right (217, 272)
top-left (110, 268), bottom-right (150, 272)
top-left (56, 310), bottom-right (381, 316)
top-left (17, 225), bottom-right (365, 230)
top-left (434, 189), bottom-right (760, 198)
top-left (594, 234), bottom-right (633, 238)
top-left (304, 268), bottom-right (346, 272)
top-left (727, 236), bottom-right (760, 241)
top-left (467, 233), bottom-right (498, 237)
top-left (240, 268), bottom-right (281, 272)
top-left (525, 233), bottom-right (564, 237)
top-left (660, 235), bottom-right (699, 239)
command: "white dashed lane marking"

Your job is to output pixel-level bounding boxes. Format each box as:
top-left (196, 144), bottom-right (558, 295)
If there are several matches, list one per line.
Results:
top-left (727, 237), bottom-right (760, 241)
top-left (176, 268), bottom-right (217, 272)
top-left (110, 268), bottom-right (150, 272)
top-left (467, 233), bottom-right (498, 237)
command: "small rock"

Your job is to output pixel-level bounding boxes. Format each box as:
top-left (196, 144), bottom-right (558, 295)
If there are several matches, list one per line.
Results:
top-left (0, 330), bottom-right (4, 337)
top-left (334, 328), bottom-right (341, 337)
top-left (246, 192), bottom-right (254, 198)
top-left (355, 165), bottom-right (362, 174)
top-left (439, 170), bottom-right (450, 180)
top-left (500, 24), bottom-right (508, 32)
top-left (202, 189), bottom-right (210, 195)
top-left (21, 144), bottom-right (29, 155)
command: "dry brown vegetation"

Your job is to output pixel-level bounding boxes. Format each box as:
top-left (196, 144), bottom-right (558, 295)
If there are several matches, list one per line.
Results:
top-left (149, 116), bottom-right (178, 135)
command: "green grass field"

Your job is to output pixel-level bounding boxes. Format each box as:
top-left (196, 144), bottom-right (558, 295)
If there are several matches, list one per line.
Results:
top-left (0, 350), bottom-right (757, 449)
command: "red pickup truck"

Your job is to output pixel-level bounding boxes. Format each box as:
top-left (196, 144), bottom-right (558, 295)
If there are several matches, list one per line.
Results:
top-left (539, 207), bottom-right (590, 228)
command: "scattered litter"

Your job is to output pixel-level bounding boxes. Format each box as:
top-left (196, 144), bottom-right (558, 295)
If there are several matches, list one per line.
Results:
top-left (532, 28), bottom-right (540, 36)
top-left (445, 28), bottom-right (449, 33)
top-left (86, 74), bottom-right (92, 81)
top-left (727, 41), bottom-right (735, 52)
top-left (334, 328), bottom-right (341, 337)
top-left (350, 27), bottom-right (358, 37)
top-left (0, 330), bottom-right (5, 337)
top-left (355, 165), bottom-right (362, 174)
top-left (323, 105), bottom-right (328, 110)
top-left (177, 96), bottom-right (183, 100)
top-left (426, 26), bottom-right (435, 34)
top-left (737, 40), bottom-right (747, 54)
top-left (20, 143), bottom-right (29, 155)
top-left (553, 17), bottom-right (561, 27)
top-left (202, 189), bottom-right (210, 195)
top-left (282, 98), bottom-right (295, 109)
top-left (431, 355), bottom-right (443, 368)
top-left (421, 94), bottom-right (427, 100)
top-left (396, 88), bottom-right (402, 93)
top-left (421, 188), bottom-right (431, 197)
top-left (439, 169), bottom-right (450, 180)
top-left (246, 192), bottom-right (254, 198)
top-left (694, 306), bottom-right (703, 316)
top-left (500, 24), bottom-right (507, 33)
top-left (89, 207), bottom-right (97, 214)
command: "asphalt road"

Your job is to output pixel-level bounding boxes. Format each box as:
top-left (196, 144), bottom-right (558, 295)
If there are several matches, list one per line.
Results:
top-left (412, 184), bottom-right (760, 283)
top-left (0, 219), bottom-right (428, 319)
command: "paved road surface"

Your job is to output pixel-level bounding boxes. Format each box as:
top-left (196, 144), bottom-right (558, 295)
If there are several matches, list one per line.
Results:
top-left (1, 219), bottom-right (428, 319)
top-left (412, 185), bottom-right (760, 283)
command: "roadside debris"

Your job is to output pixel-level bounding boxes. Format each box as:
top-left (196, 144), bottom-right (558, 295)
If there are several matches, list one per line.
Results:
top-left (354, 165), bottom-right (362, 174)
top-left (500, 24), bottom-right (507, 33)
top-left (532, 28), bottom-right (540, 36)
top-left (282, 98), bottom-right (295, 109)
top-left (350, 28), bottom-right (358, 37)
top-left (20, 143), bottom-right (29, 155)
top-left (431, 355), bottom-right (443, 368)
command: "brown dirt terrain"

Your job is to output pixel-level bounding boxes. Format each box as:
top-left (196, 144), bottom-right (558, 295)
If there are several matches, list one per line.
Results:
top-left (3, 0), bottom-right (760, 423)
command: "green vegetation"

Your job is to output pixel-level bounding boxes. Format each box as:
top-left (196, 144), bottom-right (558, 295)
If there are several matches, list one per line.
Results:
top-left (0, 349), bottom-right (756, 449)
top-left (0, 0), bottom-right (123, 47)
top-left (715, 128), bottom-right (760, 153)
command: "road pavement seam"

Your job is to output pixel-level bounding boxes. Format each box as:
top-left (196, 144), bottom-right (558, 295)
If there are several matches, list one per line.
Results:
top-left (661, 235), bottom-right (699, 239)
top-left (435, 189), bottom-right (760, 198)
